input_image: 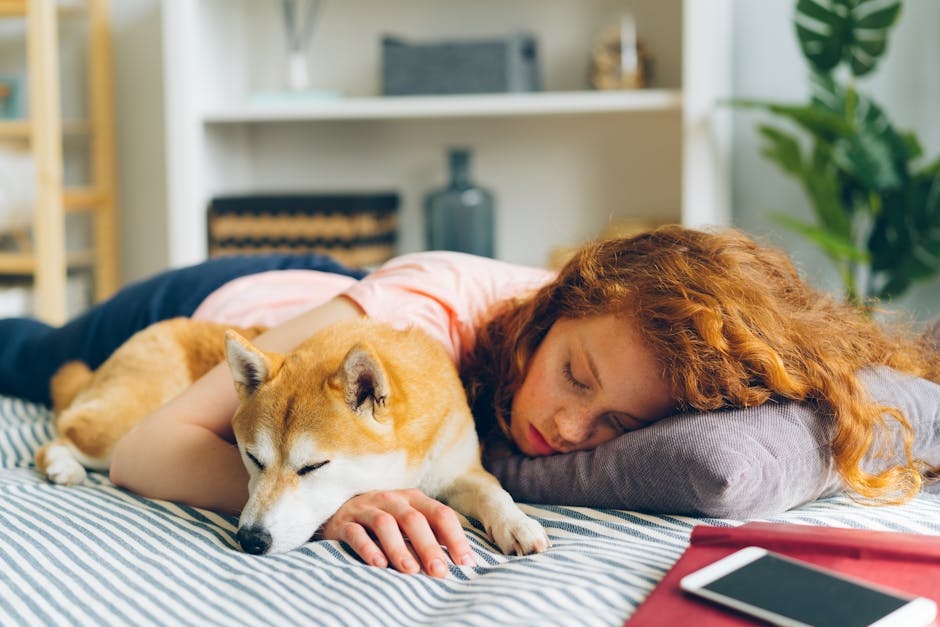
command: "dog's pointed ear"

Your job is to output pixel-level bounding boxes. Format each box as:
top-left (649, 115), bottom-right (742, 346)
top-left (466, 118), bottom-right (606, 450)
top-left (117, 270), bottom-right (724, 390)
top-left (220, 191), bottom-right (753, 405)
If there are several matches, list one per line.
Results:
top-left (340, 343), bottom-right (390, 422)
top-left (225, 330), bottom-right (275, 398)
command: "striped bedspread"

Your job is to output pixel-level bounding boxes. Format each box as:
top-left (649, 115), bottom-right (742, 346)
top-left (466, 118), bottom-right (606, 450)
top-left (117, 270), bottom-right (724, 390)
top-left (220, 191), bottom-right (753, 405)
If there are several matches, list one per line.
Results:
top-left (3, 394), bottom-right (940, 626)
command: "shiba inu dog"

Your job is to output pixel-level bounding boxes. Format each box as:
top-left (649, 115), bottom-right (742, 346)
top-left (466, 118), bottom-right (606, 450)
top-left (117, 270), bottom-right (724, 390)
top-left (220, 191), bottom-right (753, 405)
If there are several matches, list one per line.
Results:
top-left (36, 317), bottom-right (550, 559)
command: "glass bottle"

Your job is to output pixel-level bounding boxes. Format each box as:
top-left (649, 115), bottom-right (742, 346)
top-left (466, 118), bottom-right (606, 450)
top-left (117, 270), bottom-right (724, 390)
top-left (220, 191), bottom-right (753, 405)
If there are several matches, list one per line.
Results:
top-left (424, 148), bottom-right (496, 257)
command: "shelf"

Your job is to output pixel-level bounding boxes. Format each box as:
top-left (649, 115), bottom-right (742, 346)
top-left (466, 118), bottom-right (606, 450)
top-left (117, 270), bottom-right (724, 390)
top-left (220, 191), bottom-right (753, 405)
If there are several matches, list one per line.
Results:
top-left (0, 248), bottom-right (94, 274)
top-left (0, 0), bottom-right (24, 17)
top-left (202, 89), bottom-right (683, 124)
top-left (0, 119), bottom-right (93, 139)
top-left (63, 186), bottom-right (102, 211)
top-left (0, 252), bottom-right (33, 274)
top-left (0, 186), bottom-right (100, 217)
top-left (0, 1), bottom-right (86, 18)
top-left (0, 119), bottom-right (29, 137)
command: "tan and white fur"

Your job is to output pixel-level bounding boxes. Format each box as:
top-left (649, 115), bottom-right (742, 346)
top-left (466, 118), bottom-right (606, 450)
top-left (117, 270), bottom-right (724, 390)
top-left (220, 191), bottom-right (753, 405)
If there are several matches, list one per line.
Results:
top-left (36, 317), bottom-right (549, 558)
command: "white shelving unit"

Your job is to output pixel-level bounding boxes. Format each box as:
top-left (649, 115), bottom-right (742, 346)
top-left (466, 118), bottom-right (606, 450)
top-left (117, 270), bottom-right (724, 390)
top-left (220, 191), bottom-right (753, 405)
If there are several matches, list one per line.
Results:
top-left (203, 89), bottom-right (683, 122)
top-left (162, 0), bottom-right (730, 269)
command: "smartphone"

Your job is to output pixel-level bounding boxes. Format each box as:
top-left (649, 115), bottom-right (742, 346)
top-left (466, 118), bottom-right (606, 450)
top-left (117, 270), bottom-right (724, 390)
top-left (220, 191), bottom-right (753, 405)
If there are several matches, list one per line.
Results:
top-left (679, 546), bottom-right (937, 627)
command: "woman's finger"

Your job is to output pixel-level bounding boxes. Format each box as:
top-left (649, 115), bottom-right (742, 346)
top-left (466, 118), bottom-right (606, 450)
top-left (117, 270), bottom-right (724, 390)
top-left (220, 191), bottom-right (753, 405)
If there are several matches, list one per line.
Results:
top-left (366, 509), bottom-right (422, 574)
top-left (338, 521), bottom-right (388, 568)
top-left (391, 503), bottom-right (452, 577)
top-left (407, 492), bottom-right (475, 568)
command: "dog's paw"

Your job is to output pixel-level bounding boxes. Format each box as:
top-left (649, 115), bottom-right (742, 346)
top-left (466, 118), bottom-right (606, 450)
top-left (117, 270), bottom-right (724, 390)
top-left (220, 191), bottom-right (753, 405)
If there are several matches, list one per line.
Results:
top-left (488, 513), bottom-right (551, 556)
top-left (38, 443), bottom-right (87, 486)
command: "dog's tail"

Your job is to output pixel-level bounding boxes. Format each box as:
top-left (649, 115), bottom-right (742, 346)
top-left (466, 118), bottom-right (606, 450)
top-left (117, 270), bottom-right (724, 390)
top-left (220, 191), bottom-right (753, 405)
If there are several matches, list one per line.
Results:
top-left (50, 361), bottom-right (94, 413)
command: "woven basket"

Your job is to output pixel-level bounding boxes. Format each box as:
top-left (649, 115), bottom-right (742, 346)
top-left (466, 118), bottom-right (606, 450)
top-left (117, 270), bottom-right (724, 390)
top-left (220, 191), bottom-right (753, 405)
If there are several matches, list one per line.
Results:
top-left (207, 193), bottom-right (399, 268)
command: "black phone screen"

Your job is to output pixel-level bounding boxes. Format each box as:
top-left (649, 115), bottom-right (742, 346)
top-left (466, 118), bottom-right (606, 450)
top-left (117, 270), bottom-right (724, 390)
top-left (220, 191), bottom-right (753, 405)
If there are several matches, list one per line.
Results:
top-left (702, 553), bottom-right (909, 627)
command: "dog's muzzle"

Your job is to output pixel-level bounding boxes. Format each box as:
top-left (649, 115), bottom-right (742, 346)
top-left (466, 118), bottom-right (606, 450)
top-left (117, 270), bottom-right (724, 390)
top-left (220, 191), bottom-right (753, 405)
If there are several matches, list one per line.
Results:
top-left (236, 525), bottom-right (272, 555)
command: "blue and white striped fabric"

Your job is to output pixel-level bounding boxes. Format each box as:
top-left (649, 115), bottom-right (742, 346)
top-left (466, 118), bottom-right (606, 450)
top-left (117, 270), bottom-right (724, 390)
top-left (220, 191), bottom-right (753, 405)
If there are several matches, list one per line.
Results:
top-left (3, 394), bottom-right (940, 626)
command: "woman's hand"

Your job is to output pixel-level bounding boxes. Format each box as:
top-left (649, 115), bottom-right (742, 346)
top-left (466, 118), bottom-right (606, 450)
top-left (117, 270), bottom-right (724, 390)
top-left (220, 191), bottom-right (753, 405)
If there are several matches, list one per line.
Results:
top-left (320, 489), bottom-right (477, 578)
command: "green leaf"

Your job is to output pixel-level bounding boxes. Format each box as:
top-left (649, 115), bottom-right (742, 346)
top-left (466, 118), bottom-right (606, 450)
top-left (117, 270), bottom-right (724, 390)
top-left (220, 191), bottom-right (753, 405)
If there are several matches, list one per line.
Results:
top-left (754, 123), bottom-right (855, 239)
top-left (832, 130), bottom-right (903, 190)
top-left (770, 103), bottom-right (854, 140)
top-left (854, 1), bottom-right (905, 30)
top-left (877, 275), bottom-right (911, 300)
top-left (748, 82), bottom-right (912, 192)
top-left (795, 0), bottom-right (846, 72)
top-left (755, 123), bottom-right (855, 240)
top-left (770, 212), bottom-right (867, 262)
top-left (803, 143), bottom-right (854, 235)
top-left (898, 131), bottom-right (924, 163)
top-left (795, 0), bottom-right (902, 77)
top-left (757, 125), bottom-right (804, 177)
top-left (919, 155), bottom-right (940, 177)
top-left (807, 81), bottom-right (912, 190)
top-left (850, 2), bottom-right (904, 75)
top-left (732, 98), bottom-right (853, 142)
top-left (808, 71), bottom-right (840, 110)
top-left (868, 172), bottom-right (940, 299)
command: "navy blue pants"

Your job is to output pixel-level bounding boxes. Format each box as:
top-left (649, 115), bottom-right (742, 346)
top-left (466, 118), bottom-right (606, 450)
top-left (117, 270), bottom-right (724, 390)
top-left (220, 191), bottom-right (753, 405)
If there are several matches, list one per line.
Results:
top-left (0, 254), bottom-right (367, 405)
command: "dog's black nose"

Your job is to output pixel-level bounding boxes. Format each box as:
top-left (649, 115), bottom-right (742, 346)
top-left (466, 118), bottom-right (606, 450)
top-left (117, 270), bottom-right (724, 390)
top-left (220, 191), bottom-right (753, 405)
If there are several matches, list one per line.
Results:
top-left (236, 526), bottom-right (272, 555)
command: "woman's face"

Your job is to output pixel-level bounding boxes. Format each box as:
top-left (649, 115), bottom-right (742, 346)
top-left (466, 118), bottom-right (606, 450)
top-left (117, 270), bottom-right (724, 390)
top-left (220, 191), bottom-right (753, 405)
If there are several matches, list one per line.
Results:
top-left (509, 314), bottom-right (674, 456)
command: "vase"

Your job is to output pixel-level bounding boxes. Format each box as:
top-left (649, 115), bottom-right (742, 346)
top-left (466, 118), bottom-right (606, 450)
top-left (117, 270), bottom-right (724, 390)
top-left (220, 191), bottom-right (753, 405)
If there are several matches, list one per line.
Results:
top-left (281, 0), bottom-right (324, 91)
top-left (424, 148), bottom-right (496, 257)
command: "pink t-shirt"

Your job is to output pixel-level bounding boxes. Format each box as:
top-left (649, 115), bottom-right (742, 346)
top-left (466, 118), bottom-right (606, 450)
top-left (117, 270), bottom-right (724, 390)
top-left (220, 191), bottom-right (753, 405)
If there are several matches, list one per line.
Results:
top-left (191, 269), bottom-right (358, 328)
top-left (192, 251), bottom-right (555, 363)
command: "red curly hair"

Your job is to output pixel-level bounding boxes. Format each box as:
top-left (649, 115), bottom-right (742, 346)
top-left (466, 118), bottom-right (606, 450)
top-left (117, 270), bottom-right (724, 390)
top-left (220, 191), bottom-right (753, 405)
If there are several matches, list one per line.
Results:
top-left (462, 225), bottom-right (940, 504)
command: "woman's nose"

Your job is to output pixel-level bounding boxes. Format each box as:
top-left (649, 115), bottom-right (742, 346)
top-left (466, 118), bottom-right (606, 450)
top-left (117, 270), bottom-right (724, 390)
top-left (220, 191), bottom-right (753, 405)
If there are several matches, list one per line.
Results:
top-left (554, 409), bottom-right (594, 446)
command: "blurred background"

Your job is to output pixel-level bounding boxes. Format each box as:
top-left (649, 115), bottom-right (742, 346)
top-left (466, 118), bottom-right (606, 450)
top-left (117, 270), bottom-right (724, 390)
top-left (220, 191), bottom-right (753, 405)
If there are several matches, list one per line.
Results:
top-left (0, 0), bottom-right (938, 322)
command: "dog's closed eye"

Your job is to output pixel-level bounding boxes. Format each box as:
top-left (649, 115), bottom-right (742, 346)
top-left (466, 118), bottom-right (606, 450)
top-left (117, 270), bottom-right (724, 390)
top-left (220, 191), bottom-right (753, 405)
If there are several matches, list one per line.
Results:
top-left (298, 461), bottom-right (330, 476)
top-left (246, 451), bottom-right (265, 471)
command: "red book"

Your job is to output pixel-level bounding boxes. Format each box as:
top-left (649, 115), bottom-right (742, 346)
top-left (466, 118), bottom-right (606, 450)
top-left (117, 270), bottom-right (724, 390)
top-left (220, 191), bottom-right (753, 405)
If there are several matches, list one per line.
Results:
top-left (626, 522), bottom-right (940, 626)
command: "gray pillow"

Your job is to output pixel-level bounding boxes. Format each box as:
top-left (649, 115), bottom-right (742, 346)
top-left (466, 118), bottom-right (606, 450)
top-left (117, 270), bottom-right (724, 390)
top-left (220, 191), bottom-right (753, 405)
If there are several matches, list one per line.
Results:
top-left (485, 367), bottom-right (940, 518)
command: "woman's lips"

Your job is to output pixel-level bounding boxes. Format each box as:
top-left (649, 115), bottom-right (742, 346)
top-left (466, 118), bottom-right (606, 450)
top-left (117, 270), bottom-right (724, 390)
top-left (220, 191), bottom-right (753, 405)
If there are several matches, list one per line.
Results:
top-left (527, 424), bottom-right (558, 456)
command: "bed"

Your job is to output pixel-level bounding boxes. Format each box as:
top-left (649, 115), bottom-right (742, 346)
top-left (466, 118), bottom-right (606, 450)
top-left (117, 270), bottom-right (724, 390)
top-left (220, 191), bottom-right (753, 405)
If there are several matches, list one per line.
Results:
top-left (3, 393), bottom-right (940, 626)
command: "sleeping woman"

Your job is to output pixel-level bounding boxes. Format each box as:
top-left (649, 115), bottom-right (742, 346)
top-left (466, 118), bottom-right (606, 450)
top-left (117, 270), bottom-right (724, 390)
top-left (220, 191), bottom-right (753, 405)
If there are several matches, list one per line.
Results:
top-left (1, 225), bottom-right (938, 577)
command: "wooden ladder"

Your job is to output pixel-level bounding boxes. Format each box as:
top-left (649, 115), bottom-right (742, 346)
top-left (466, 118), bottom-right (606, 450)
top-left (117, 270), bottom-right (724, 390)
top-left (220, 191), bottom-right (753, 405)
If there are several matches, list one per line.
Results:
top-left (0, 0), bottom-right (119, 323)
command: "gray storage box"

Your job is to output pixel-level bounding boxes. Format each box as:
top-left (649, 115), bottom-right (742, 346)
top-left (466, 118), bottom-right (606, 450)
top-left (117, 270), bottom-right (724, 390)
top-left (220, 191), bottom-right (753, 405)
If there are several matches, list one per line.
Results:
top-left (382, 31), bottom-right (541, 96)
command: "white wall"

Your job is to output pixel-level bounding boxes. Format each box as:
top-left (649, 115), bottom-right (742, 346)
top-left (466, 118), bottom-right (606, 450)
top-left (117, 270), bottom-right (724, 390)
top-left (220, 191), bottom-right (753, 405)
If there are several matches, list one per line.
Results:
top-left (110, 0), bottom-right (167, 282)
top-left (731, 0), bottom-right (940, 319)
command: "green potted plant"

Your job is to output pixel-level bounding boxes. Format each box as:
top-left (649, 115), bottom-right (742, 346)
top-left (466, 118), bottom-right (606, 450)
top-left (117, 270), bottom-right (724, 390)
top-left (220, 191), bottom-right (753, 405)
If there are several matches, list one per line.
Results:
top-left (734, 0), bottom-right (940, 305)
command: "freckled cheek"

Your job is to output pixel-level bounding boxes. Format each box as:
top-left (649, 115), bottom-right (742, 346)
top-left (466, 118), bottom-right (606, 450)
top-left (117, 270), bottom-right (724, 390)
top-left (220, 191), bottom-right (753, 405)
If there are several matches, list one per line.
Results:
top-left (524, 390), bottom-right (559, 435)
top-left (511, 376), bottom-right (541, 433)
top-left (515, 351), bottom-right (559, 424)
top-left (510, 383), bottom-right (530, 430)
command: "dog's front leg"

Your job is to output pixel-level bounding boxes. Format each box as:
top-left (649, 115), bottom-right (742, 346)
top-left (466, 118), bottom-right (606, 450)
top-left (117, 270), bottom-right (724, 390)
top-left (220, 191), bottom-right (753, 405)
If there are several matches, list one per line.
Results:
top-left (437, 467), bottom-right (550, 556)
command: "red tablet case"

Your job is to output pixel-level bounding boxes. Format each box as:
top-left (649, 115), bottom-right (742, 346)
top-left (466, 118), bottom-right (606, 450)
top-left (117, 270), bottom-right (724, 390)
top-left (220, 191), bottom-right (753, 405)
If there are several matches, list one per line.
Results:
top-left (626, 521), bottom-right (940, 625)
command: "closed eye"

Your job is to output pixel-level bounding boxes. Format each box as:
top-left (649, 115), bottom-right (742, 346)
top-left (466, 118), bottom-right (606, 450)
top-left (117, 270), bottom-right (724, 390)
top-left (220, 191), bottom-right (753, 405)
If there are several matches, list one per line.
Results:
top-left (603, 414), bottom-right (621, 433)
top-left (298, 460), bottom-right (330, 476)
top-left (607, 413), bottom-right (636, 433)
top-left (563, 360), bottom-right (590, 391)
top-left (246, 451), bottom-right (265, 471)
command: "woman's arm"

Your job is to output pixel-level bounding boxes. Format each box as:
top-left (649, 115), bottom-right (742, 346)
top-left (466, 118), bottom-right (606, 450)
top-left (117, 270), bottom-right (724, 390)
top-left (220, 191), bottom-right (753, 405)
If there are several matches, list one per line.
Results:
top-left (109, 296), bottom-right (363, 514)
